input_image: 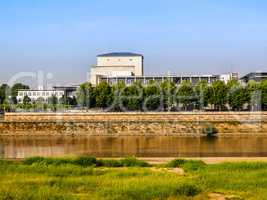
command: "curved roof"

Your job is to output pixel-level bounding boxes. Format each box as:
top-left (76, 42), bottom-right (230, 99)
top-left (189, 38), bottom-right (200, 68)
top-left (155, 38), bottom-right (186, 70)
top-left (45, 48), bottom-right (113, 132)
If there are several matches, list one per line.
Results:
top-left (97, 52), bottom-right (143, 57)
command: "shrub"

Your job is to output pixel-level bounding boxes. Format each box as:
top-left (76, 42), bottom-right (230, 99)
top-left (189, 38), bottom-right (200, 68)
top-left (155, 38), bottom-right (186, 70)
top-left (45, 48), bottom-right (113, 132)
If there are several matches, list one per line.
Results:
top-left (166, 159), bottom-right (206, 172)
top-left (97, 159), bottom-right (123, 167)
top-left (73, 156), bottom-right (97, 167)
top-left (24, 156), bottom-right (46, 165)
top-left (120, 157), bottom-right (150, 167)
top-left (175, 183), bottom-right (201, 196)
top-left (166, 159), bottom-right (186, 168)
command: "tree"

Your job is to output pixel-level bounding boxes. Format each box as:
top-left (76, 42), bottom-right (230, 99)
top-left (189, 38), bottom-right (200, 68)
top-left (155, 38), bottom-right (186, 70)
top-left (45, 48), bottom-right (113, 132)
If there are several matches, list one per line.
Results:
top-left (143, 81), bottom-right (162, 111)
top-left (160, 80), bottom-right (176, 111)
top-left (194, 80), bottom-right (209, 110)
top-left (177, 81), bottom-right (194, 111)
top-left (209, 80), bottom-right (228, 111)
top-left (23, 95), bottom-right (31, 105)
top-left (11, 83), bottom-right (30, 104)
top-left (227, 81), bottom-right (249, 111)
top-left (0, 84), bottom-right (10, 104)
top-left (48, 95), bottom-right (58, 112)
top-left (94, 81), bottom-right (112, 109)
top-left (77, 83), bottom-right (95, 109)
top-left (260, 80), bottom-right (267, 111)
top-left (36, 97), bottom-right (45, 112)
top-left (247, 80), bottom-right (261, 111)
top-left (121, 82), bottom-right (143, 111)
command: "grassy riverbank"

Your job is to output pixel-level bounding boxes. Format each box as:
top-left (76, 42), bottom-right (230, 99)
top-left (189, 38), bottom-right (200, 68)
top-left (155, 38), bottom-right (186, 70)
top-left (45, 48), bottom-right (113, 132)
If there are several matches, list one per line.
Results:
top-left (0, 157), bottom-right (267, 199)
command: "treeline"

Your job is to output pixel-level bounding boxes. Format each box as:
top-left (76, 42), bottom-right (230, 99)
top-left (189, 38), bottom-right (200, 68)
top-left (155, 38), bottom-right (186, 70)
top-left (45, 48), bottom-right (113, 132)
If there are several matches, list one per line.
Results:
top-left (0, 83), bottom-right (77, 112)
top-left (1, 79), bottom-right (267, 113)
top-left (76, 79), bottom-right (267, 112)
top-left (0, 83), bottom-right (30, 112)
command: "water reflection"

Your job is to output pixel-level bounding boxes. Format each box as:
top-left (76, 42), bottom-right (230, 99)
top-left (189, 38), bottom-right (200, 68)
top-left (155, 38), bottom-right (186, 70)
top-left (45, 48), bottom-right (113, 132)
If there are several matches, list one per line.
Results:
top-left (1, 135), bottom-right (267, 159)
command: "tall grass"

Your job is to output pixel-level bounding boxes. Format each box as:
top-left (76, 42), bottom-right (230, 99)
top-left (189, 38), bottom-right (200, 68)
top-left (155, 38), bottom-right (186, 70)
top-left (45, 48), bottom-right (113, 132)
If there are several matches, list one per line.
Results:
top-left (2, 158), bottom-right (267, 199)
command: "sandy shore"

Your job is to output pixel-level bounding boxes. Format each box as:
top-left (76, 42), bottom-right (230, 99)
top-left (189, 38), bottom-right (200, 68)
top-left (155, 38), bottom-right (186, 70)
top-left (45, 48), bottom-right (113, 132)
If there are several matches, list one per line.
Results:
top-left (140, 157), bottom-right (267, 164)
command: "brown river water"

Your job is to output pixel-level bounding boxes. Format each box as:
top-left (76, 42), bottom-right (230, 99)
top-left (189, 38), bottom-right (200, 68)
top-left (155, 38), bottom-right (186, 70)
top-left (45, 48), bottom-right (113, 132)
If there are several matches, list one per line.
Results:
top-left (1, 135), bottom-right (267, 159)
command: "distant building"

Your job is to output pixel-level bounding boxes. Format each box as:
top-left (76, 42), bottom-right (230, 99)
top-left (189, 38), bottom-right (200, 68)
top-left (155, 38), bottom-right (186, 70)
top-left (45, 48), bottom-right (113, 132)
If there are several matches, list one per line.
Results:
top-left (90, 52), bottom-right (144, 85)
top-left (100, 75), bottom-right (221, 85)
top-left (90, 52), bottom-right (238, 86)
top-left (17, 90), bottom-right (65, 103)
top-left (219, 73), bottom-right (239, 84)
top-left (17, 86), bottom-right (78, 103)
top-left (240, 72), bottom-right (267, 83)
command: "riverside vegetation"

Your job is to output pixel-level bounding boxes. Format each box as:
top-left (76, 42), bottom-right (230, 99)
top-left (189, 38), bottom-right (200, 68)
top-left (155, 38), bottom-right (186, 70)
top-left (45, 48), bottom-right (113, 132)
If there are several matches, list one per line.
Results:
top-left (0, 79), bottom-right (267, 112)
top-left (1, 156), bottom-right (267, 199)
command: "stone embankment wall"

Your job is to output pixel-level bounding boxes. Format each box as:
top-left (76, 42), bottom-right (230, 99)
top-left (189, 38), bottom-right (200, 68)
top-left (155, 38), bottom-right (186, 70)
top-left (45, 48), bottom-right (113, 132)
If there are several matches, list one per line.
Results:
top-left (0, 112), bottom-right (267, 135)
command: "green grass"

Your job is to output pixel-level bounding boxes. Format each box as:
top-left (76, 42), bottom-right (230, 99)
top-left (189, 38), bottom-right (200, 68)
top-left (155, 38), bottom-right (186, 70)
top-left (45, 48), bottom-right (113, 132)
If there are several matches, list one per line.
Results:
top-left (2, 157), bottom-right (267, 199)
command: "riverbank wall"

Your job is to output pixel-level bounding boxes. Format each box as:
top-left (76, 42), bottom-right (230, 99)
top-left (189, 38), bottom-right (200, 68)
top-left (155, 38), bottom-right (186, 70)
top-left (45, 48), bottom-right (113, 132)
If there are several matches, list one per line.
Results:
top-left (1, 112), bottom-right (267, 135)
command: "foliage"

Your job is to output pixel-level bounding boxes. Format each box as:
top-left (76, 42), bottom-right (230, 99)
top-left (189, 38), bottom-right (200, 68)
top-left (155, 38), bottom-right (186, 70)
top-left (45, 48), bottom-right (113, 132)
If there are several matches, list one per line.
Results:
top-left (208, 80), bottom-right (228, 111)
top-left (177, 81), bottom-right (195, 111)
top-left (94, 81), bottom-right (112, 109)
top-left (76, 82), bottom-right (95, 108)
top-left (11, 83), bottom-right (30, 104)
top-left (48, 95), bottom-right (58, 112)
top-left (24, 156), bottom-right (150, 168)
top-left (166, 159), bottom-right (206, 171)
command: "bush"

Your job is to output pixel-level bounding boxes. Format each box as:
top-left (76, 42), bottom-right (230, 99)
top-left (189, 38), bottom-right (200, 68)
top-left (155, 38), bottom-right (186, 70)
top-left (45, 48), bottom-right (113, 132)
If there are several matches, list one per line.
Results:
top-left (120, 157), bottom-right (150, 167)
top-left (23, 156), bottom-right (150, 168)
top-left (73, 156), bottom-right (97, 167)
top-left (97, 159), bottom-right (123, 167)
top-left (166, 159), bottom-right (186, 168)
top-left (176, 183), bottom-right (201, 196)
top-left (166, 159), bottom-right (206, 171)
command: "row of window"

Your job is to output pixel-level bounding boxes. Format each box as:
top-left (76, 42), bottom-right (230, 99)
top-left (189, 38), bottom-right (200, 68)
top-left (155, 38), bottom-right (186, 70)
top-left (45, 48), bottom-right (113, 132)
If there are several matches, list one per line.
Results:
top-left (18, 91), bottom-right (64, 97)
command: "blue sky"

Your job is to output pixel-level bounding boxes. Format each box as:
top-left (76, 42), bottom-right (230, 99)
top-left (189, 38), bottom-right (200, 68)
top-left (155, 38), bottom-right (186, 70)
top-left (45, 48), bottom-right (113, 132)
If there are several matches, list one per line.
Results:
top-left (0, 0), bottom-right (267, 87)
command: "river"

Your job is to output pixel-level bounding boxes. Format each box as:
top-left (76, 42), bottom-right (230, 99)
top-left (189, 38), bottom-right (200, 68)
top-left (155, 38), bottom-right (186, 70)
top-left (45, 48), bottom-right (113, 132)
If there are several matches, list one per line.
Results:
top-left (1, 135), bottom-right (267, 159)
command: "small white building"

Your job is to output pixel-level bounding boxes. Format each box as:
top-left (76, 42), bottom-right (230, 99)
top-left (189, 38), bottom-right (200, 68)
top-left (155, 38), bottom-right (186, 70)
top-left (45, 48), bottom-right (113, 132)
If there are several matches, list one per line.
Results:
top-left (90, 52), bottom-right (144, 85)
top-left (17, 90), bottom-right (65, 103)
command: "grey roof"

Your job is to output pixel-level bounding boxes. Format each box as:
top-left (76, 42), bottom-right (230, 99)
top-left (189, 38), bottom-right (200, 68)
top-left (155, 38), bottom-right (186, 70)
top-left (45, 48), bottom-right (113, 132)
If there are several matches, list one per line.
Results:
top-left (97, 52), bottom-right (143, 57)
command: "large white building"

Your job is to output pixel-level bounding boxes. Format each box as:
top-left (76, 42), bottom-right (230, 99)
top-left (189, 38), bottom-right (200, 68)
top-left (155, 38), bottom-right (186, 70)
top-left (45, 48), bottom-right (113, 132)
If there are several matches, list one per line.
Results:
top-left (90, 52), bottom-right (238, 86)
top-left (90, 52), bottom-right (144, 85)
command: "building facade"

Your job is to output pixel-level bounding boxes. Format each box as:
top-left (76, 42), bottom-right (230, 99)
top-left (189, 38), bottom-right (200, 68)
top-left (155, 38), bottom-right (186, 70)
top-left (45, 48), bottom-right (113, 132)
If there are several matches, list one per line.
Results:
top-left (90, 52), bottom-right (238, 86)
top-left (240, 72), bottom-right (267, 83)
top-left (17, 90), bottom-right (65, 103)
top-left (90, 52), bottom-right (144, 85)
top-left (17, 86), bottom-right (78, 103)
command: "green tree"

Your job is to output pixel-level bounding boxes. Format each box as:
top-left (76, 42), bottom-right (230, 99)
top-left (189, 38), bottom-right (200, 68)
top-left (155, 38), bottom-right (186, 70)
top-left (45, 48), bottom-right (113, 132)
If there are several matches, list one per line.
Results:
top-left (36, 97), bottom-right (45, 111)
top-left (11, 83), bottom-right (30, 104)
top-left (177, 81), bottom-right (194, 111)
top-left (143, 81), bottom-right (162, 111)
top-left (194, 80), bottom-right (209, 110)
top-left (48, 95), bottom-right (58, 112)
top-left (121, 82), bottom-right (143, 111)
top-left (77, 83), bottom-right (95, 109)
top-left (209, 80), bottom-right (228, 111)
top-left (160, 80), bottom-right (176, 111)
top-left (227, 81), bottom-right (249, 111)
top-left (260, 80), bottom-right (267, 111)
top-left (0, 84), bottom-right (10, 104)
top-left (247, 80), bottom-right (261, 111)
top-left (95, 81), bottom-right (112, 109)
